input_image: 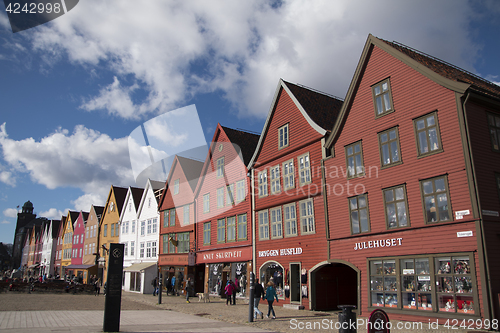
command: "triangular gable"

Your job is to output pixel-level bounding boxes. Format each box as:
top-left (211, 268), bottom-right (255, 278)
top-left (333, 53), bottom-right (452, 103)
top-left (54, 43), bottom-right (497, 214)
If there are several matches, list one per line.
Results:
top-left (100, 185), bottom-right (128, 226)
top-left (248, 79), bottom-right (342, 168)
top-left (325, 34), bottom-right (472, 148)
top-left (137, 179), bottom-right (163, 217)
top-left (119, 186), bottom-right (144, 223)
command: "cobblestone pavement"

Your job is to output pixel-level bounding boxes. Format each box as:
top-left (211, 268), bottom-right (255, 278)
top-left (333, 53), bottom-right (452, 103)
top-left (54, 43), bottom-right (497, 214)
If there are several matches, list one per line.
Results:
top-left (0, 290), bottom-right (486, 333)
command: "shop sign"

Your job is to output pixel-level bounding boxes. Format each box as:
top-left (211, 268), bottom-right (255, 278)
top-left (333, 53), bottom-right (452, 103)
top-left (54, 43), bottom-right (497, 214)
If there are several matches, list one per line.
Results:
top-left (258, 247), bottom-right (303, 258)
top-left (197, 246), bottom-right (252, 263)
top-left (368, 309), bottom-right (390, 333)
top-left (455, 210), bottom-right (470, 220)
top-left (482, 210), bottom-right (499, 217)
top-left (457, 231), bottom-right (473, 238)
top-left (354, 237), bottom-right (402, 251)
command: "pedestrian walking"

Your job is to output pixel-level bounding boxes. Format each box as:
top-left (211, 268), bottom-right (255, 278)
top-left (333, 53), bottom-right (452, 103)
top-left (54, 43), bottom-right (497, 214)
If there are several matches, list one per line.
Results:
top-left (224, 280), bottom-right (233, 306)
top-left (171, 276), bottom-right (176, 295)
top-left (231, 280), bottom-right (237, 305)
top-left (264, 281), bottom-right (278, 319)
top-left (152, 277), bottom-right (158, 296)
top-left (253, 278), bottom-right (264, 319)
top-left (185, 277), bottom-right (191, 303)
top-left (94, 278), bottom-right (101, 296)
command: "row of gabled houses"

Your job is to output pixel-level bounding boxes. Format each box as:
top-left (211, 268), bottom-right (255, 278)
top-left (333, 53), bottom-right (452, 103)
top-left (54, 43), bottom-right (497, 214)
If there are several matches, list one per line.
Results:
top-left (11, 34), bottom-right (500, 324)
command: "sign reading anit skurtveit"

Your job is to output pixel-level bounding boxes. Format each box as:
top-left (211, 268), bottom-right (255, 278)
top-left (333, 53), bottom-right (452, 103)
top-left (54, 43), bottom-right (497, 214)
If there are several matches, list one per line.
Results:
top-left (197, 246), bottom-right (252, 263)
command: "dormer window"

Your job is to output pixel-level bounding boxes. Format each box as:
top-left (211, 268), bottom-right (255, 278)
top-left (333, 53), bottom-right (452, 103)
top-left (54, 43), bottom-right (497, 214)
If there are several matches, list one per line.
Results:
top-left (173, 179), bottom-right (180, 195)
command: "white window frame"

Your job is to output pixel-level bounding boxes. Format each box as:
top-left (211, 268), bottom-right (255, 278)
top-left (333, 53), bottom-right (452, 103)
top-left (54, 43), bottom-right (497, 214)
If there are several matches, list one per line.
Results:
top-left (183, 205), bottom-right (190, 225)
top-left (258, 210), bottom-right (269, 240)
top-left (236, 180), bottom-right (245, 202)
top-left (217, 187), bottom-right (224, 208)
top-left (278, 123), bottom-right (289, 149)
top-left (203, 222), bottom-right (211, 245)
top-left (284, 203), bottom-right (297, 237)
top-left (174, 179), bottom-right (180, 195)
top-left (282, 159), bottom-right (295, 190)
top-left (226, 184), bottom-right (234, 206)
top-left (270, 165), bottom-right (281, 194)
top-left (299, 198), bottom-right (315, 235)
top-left (270, 207), bottom-right (283, 239)
top-left (217, 218), bottom-right (225, 243)
top-left (227, 216), bottom-right (236, 242)
top-left (237, 214), bottom-right (247, 240)
top-left (298, 153), bottom-right (311, 186)
top-left (258, 170), bottom-right (268, 197)
top-left (203, 193), bottom-right (210, 213)
top-left (216, 157), bottom-right (225, 178)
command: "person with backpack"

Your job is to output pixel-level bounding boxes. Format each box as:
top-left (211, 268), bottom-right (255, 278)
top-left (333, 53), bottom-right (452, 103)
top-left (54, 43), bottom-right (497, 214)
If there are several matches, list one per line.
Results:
top-left (224, 280), bottom-right (234, 306)
top-left (253, 278), bottom-right (264, 319)
top-left (264, 281), bottom-right (279, 319)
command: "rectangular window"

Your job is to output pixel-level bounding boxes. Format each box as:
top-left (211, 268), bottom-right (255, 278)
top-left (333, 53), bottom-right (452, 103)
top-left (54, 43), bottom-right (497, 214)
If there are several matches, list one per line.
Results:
top-left (147, 219), bottom-right (152, 234)
top-left (140, 220), bottom-right (145, 236)
top-left (111, 224), bottom-right (114, 237)
top-left (227, 216), bottom-right (236, 242)
top-left (163, 211), bottom-right (168, 227)
top-left (421, 176), bottom-right (451, 223)
top-left (217, 187), bottom-right (224, 208)
top-left (183, 205), bottom-right (189, 225)
top-left (298, 153), bottom-right (311, 185)
top-left (270, 207), bottom-right (283, 239)
top-left (152, 241), bottom-right (157, 257)
top-left (279, 124), bottom-right (289, 149)
top-left (236, 180), bottom-right (245, 202)
top-left (299, 198), bottom-right (315, 234)
top-left (258, 210), bottom-right (269, 240)
top-left (216, 157), bottom-right (225, 178)
top-left (346, 142), bottom-right (364, 178)
top-left (130, 241), bottom-right (135, 256)
top-left (436, 256), bottom-right (474, 314)
top-left (125, 221), bottom-right (129, 234)
top-left (414, 112), bottom-right (442, 156)
top-left (146, 242), bottom-right (152, 258)
top-left (487, 113), bottom-right (500, 151)
top-left (270, 165), bottom-right (281, 194)
top-left (140, 242), bottom-right (145, 258)
top-left (370, 259), bottom-right (398, 308)
top-left (115, 223), bottom-right (119, 236)
top-left (86, 227), bottom-right (89, 239)
top-left (170, 208), bottom-right (176, 226)
top-left (384, 185), bottom-right (409, 229)
top-left (152, 218), bottom-right (157, 233)
top-left (217, 219), bottom-right (225, 243)
top-left (85, 244), bottom-right (88, 255)
top-left (237, 214), bottom-right (247, 240)
top-left (226, 184), bottom-right (234, 206)
top-left (174, 179), bottom-right (180, 195)
top-left (203, 193), bottom-right (210, 213)
top-left (103, 224), bottom-right (108, 237)
top-left (284, 203), bottom-right (297, 237)
top-left (131, 221), bottom-right (135, 233)
top-left (203, 222), bottom-right (211, 245)
top-left (282, 159), bottom-right (294, 190)
top-left (258, 170), bottom-right (268, 197)
top-left (349, 194), bottom-right (369, 234)
top-left (372, 78), bottom-right (394, 116)
top-left (379, 128), bottom-right (401, 167)
top-left (168, 234), bottom-right (176, 253)
top-left (163, 235), bottom-right (168, 254)
top-left (178, 233), bottom-right (189, 253)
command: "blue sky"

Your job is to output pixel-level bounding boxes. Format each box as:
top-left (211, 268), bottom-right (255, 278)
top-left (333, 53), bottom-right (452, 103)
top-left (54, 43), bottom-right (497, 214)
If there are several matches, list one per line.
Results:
top-left (1, 0), bottom-right (499, 244)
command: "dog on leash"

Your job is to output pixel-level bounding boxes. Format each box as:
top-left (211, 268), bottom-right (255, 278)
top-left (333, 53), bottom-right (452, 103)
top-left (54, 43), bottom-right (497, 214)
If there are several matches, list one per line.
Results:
top-left (197, 292), bottom-right (210, 302)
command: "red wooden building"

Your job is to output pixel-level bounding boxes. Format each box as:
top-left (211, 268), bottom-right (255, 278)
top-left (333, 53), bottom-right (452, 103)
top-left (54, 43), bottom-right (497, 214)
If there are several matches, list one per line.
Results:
top-left (323, 34), bottom-right (500, 323)
top-left (158, 156), bottom-right (204, 294)
top-left (194, 125), bottom-right (259, 299)
top-left (249, 79), bottom-right (343, 310)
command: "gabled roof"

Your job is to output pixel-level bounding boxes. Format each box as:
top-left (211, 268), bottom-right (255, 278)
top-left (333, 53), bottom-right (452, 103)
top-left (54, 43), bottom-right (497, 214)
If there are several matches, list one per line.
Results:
top-left (220, 126), bottom-right (260, 166)
top-left (193, 124), bottom-right (258, 198)
top-left (112, 186), bottom-right (128, 215)
top-left (325, 34), bottom-right (498, 148)
top-left (91, 205), bottom-right (104, 219)
top-left (382, 39), bottom-right (500, 100)
top-left (131, 187), bottom-right (144, 211)
top-left (137, 179), bottom-right (165, 216)
top-left (68, 211), bottom-right (79, 224)
top-left (51, 220), bottom-right (61, 239)
top-left (248, 79), bottom-right (343, 168)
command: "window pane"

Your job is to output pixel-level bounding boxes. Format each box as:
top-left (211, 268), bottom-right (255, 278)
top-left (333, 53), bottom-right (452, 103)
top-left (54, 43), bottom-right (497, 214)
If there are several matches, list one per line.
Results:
top-left (387, 203), bottom-right (396, 228)
top-left (355, 155), bottom-right (362, 174)
top-left (416, 119), bottom-right (425, 130)
top-left (390, 141), bottom-right (399, 162)
top-left (350, 198), bottom-right (357, 210)
top-left (358, 195), bottom-right (366, 208)
top-left (419, 131), bottom-right (428, 154)
top-left (347, 146), bottom-right (353, 156)
top-left (382, 144), bottom-right (390, 165)
top-left (380, 133), bottom-right (388, 143)
top-left (426, 115), bottom-right (435, 126)
top-left (360, 209), bottom-right (369, 232)
top-left (354, 143), bottom-right (360, 154)
top-left (425, 196), bottom-right (436, 222)
top-left (382, 81), bottom-right (388, 91)
top-left (437, 193), bottom-right (449, 220)
top-left (423, 181), bottom-right (433, 194)
top-left (376, 97), bottom-right (383, 114)
top-left (389, 130), bottom-right (396, 140)
top-left (435, 178), bottom-right (445, 192)
top-left (428, 128), bottom-right (439, 151)
top-left (397, 202), bottom-right (407, 226)
top-left (395, 187), bottom-right (404, 200)
top-left (385, 190), bottom-right (394, 202)
top-left (383, 94), bottom-right (391, 111)
top-left (351, 211), bottom-right (359, 233)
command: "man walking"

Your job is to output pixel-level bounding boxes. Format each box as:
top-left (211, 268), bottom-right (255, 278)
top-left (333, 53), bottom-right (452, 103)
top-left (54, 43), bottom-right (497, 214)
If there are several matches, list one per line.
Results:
top-left (253, 278), bottom-right (264, 319)
top-left (152, 277), bottom-right (158, 296)
top-left (185, 277), bottom-right (191, 303)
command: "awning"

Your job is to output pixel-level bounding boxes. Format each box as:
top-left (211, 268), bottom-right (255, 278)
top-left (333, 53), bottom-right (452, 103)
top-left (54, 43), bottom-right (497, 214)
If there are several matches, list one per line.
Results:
top-left (28, 263), bottom-right (40, 269)
top-left (123, 262), bottom-right (157, 272)
top-left (64, 264), bottom-right (96, 270)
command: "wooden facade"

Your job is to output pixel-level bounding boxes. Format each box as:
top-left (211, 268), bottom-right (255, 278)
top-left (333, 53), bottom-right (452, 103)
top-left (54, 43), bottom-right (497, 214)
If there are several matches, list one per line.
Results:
top-left (249, 80), bottom-right (342, 310)
top-left (323, 34), bottom-right (500, 323)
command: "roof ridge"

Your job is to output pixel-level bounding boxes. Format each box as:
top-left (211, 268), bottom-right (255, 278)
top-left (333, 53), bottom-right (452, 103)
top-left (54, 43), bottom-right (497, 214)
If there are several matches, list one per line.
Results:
top-left (283, 80), bottom-right (344, 101)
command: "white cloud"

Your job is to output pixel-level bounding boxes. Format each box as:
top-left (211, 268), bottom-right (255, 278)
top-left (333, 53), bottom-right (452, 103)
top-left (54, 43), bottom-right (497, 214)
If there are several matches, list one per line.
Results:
top-left (3, 208), bottom-right (17, 218)
top-left (0, 122), bottom-right (135, 195)
top-left (71, 193), bottom-right (106, 212)
top-left (23, 0), bottom-right (482, 120)
top-left (1, 220), bottom-right (10, 224)
top-left (0, 164), bottom-right (16, 186)
top-left (39, 208), bottom-right (67, 220)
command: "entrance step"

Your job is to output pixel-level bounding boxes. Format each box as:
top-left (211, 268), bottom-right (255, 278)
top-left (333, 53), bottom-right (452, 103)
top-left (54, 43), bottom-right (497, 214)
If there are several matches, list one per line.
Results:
top-left (283, 303), bottom-right (305, 310)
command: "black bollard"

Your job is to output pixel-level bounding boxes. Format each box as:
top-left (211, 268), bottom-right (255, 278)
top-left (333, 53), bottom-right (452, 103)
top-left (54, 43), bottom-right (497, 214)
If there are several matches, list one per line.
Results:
top-left (338, 305), bottom-right (357, 333)
top-left (248, 272), bottom-right (255, 323)
top-left (158, 273), bottom-right (162, 304)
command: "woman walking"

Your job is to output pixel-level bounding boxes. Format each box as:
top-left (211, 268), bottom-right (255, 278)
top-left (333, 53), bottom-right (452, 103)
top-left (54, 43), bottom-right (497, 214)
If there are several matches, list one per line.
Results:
top-left (264, 281), bottom-right (279, 319)
top-left (224, 280), bottom-right (234, 306)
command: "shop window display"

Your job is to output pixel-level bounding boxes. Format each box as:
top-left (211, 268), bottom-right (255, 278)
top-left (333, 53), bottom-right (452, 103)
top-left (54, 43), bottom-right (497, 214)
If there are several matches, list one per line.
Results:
top-left (260, 262), bottom-right (284, 298)
top-left (369, 254), bottom-right (475, 315)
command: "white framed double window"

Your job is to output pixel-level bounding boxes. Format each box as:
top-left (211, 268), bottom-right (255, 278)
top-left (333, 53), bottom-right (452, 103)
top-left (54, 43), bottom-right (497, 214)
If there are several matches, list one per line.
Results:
top-left (216, 157), bottom-right (225, 178)
top-left (226, 184), bottom-right (234, 206)
top-left (140, 242), bottom-right (145, 258)
top-left (217, 219), bottom-right (225, 243)
top-left (279, 124), bottom-right (289, 149)
top-left (147, 219), bottom-right (152, 234)
top-left (152, 218), bottom-right (158, 233)
top-left (282, 159), bottom-right (294, 190)
top-left (173, 179), bottom-right (180, 195)
top-left (270, 207), bottom-right (283, 239)
top-left (183, 205), bottom-right (190, 225)
top-left (237, 214), bottom-right (247, 240)
top-left (217, 187), bottom-right (224, 208)
top-left (140, 220), bottom-right (146, 236)
top-left (203, 193), bottom-right (210, 213)
top-left (299, 198), bottom-right (315, 234)
top-left (284, 203), bottom-right (297, 237)
top-left (298, 153), bottom-right (311, 186)
top-left (258, 170), bottom-right (268, 197)
top-left (258, 210), bottom-right (269, 240)
top-left (227, 216), bottom-right (236, 242)
top-left (270, 165), bottom-right (281, 194)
